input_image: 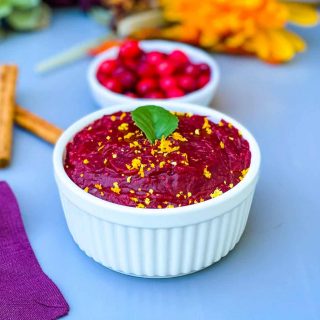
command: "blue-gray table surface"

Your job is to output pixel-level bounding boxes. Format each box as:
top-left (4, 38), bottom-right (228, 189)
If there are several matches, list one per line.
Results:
top-left (1, 9), bottom-right (320, 320)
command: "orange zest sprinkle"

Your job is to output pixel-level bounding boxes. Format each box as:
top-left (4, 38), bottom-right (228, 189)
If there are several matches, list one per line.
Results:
top-left (124, 132), bottom-right (135, 140)
top-left (138, 164), bottom-right (146, 178)
top-left (241, 168), bottom-right (249, 177)
top-left (202, 118), bottom-right (212, 134)
top-left (158, 136), bottom-right (179, 154)
top-left (130, 158), bottom-right (141, 169)
top-left (172, 132), bottom-right (187, 142)
top-left (210, 188), bottom-right (223, 198)
top-left (130, 141), bottom-right (141, 148)
top-left (118, 123), bottom-right (129, 131)
top-left (203, 166), bottom-right (212, 179)
top-left (111, 182), bottom-right (121, 194)
top-left (159, 161), bottom-right (166, 168)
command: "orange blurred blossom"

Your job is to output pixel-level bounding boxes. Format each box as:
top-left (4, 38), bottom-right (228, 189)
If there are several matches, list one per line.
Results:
top-left (135, 0), bottom-right (319, 63)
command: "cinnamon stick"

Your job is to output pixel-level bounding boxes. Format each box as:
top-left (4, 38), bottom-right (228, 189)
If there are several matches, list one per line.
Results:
top-left (15, 105), bottom-right (63, 145)
top-left (0, 65), bottom-right (18, 168)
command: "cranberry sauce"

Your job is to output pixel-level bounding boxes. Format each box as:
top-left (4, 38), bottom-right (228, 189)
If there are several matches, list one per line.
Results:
top-left (64, 111), bottom-right (251, 209)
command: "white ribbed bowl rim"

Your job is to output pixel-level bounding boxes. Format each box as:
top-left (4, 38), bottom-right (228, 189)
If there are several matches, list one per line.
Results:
top-left (87, 40), bottom-right (220, 105)
top-left (53, 102), bottom-right (260, 228)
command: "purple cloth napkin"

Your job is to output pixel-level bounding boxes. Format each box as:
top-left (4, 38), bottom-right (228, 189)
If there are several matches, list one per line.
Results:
top-left (0, 181), bottom-right (69, 320)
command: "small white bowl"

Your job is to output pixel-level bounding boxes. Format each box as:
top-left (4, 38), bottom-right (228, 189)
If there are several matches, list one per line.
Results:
top-left (88, 40), bottom-right (220, 108)
top-left (53, 102), bottom-right (260, 278)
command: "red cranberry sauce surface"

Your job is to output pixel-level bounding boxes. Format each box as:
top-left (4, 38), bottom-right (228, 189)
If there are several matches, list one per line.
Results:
top-left (96, 40), bottom-right (211, 99)
top-left (64, 111), bottom-right (251, 209)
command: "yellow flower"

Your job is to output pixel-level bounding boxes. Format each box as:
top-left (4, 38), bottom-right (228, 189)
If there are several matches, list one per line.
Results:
top-left (286, 3), bottom-right (319, 27)
top-left (135, 0), bottom-right (319, 63)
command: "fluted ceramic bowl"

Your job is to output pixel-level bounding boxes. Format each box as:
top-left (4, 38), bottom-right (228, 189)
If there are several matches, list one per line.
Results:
top-left (88, 40), bottom-right (220, 108)
top-left (53, 101), bottom-right (260, 278)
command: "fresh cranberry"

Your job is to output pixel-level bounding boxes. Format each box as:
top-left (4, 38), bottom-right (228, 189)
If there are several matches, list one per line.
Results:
top-left (98, 59), bottom-right (117, 75)
top-left (198, 74), bottom-right (210, 88)
top-left (119, 40), bottom-right (142, 59)
top-left (145, 91), bottom-right (165, 99)
top-left (137, 62), bottom-right (156, 78)
top-left (114, 69), bottom-right (137, 90)
top-left (166, 87), bottom-right (185, 98)
top-left (146, 51), bottom-right (165, 65)
top-left (157, 61), bottom-right (176, 76)
top-left (168, 50), bottom-right (189, 67)
top-left (198, 63), bottom-right (211, 75)
top-left (125, 92), bottom-right (138, 98)
top-left (136, 78), bottom-right (157, 95)
top-left (122, 58), bottom-right (139, 70)
top-left (102, 78), bottom-right (122, 93)
top-left (178, 75), bottom-right (196, 92)
top-left (96, 71), bottom-right (107, 84)
top-left (96, 43), bottom-right (211, 98)
top-left (159, 76), bottom-right (177, 91)
top-left (113, 66), bottom-right (128, 77)
top-left (184, 63), bottom-right (200, 77)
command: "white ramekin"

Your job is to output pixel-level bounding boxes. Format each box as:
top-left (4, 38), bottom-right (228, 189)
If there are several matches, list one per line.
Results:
top-left (88, 40), bottom-right (220, 108)
top-left (53, 102), bottom-right (260, 278)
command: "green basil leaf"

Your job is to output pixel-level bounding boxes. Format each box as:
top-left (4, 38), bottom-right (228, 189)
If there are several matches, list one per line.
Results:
top-left (131, 105), bottom-right (178, 144)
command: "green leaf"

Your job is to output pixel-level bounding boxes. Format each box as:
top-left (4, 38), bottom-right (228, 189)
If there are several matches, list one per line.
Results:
top-left (131, 105), bottom-right (179, 144)
top-left (11, 0), bottom-right (40, 10)
top-left (6, 3), bottom-right (50, 31)
top-left (0, 1), bottom-right (12, 19)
